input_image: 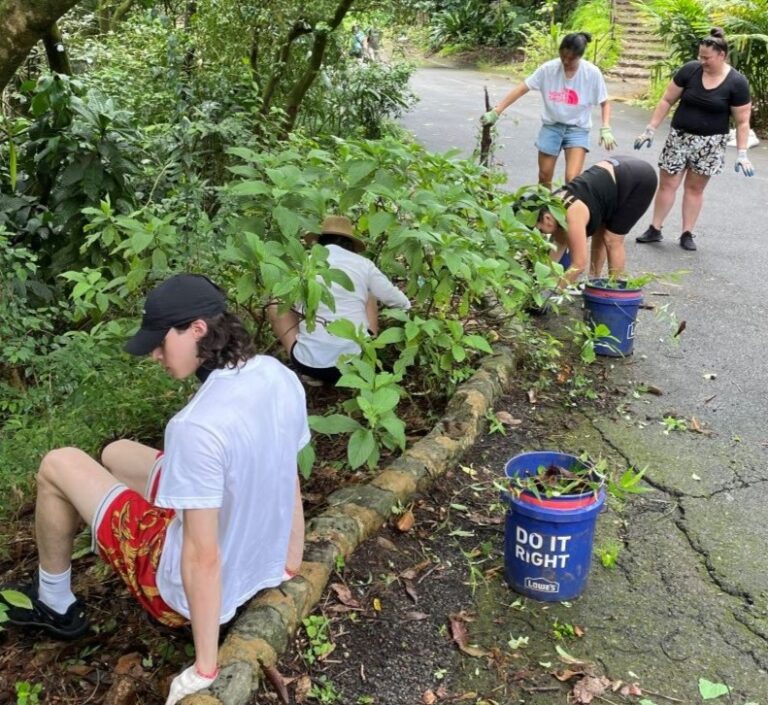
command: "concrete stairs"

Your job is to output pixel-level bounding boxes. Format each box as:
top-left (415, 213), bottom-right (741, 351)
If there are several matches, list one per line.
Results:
top-left (606, 0), bottom-right (666, 84)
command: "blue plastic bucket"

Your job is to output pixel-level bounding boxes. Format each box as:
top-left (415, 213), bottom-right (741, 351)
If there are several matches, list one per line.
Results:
top-left (502, 452), bottom-right (605, 601)
top-left (583, 279), bottom-right (643, 357)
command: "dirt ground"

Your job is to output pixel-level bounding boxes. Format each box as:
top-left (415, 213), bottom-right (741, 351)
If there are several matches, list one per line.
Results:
top-left (280, 370), bottom-right (624, 705)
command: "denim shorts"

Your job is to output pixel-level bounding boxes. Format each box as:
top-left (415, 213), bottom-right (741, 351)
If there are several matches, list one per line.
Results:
top-left (536, 123), bottom-right (590, 156)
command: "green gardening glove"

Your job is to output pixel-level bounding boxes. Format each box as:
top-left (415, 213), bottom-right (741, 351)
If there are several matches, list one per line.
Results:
top-left (481, 110), bottom-right (499, 126)
top-left (599, 126), bottom-right (617, 150)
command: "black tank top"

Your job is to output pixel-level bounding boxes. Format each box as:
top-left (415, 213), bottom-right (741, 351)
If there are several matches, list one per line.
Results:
top-left (559, 164), bottom-right (618, 236)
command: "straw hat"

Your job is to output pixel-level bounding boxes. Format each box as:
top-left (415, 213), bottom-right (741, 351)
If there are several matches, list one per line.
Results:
top-left (305, 215), bottom-right (365, 253)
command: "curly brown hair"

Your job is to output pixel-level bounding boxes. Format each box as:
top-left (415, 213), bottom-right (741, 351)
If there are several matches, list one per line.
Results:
top-left (174, 311), bottom-right (256, 370)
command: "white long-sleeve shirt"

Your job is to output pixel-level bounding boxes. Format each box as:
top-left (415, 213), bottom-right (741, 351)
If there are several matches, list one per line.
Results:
top-left (292, 245), bottom-right (411, 369)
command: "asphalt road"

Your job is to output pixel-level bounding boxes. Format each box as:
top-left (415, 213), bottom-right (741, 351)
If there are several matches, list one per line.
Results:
top-left (401, 66), bottom-right (768, 447)
top-left (401, 67), bottom-right (768, 699)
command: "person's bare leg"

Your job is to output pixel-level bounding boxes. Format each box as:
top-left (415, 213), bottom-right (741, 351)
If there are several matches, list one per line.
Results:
top-left (267, 303), bottom-right (301, 355)
top-left (101, 440), bottom-right (158, 495)
top-left (681, 170), bottom-right (711, 233)
top-left (537, 152), bottom-right (558, 188)
top-left (35, 448), bottom-right (121, 573)
top-left (650, 169), bottom-right (685, 229)
top-left (563, 147), bottom-right (587, 183)
top-left (285, 477), bottom-right (304, 574)
top-left (366, 295), bottom-right (379, 336)
top-left (590, 228), bottom-right (607, 277)
top-left (603, 231), bottom-right (626, 277)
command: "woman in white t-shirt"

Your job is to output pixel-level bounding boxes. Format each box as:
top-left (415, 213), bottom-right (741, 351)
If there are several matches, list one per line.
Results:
top-left (268, 215), bottom-right (411, 384)
top-left (481, 32), bottom-right (616, 187)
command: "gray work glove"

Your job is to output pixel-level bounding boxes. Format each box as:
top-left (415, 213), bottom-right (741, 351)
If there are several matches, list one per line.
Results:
top-left (599, 126), bottom-right (617, 150)
top-left (166, 665), bottom-right (218, 705)
top-left (633, 125), bottom-right (655, 150)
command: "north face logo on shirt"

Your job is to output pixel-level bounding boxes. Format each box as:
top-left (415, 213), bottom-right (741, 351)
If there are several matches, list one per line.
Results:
top-left (548, 88), bottom-right (580, 105)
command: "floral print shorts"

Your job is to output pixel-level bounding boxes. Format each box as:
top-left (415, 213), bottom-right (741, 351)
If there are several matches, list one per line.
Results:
top-left (658, 127), bottom-right (728, 176)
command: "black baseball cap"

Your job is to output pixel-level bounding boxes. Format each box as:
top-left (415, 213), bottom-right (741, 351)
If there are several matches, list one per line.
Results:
top-left (124, 274), bottom-right (227, 356)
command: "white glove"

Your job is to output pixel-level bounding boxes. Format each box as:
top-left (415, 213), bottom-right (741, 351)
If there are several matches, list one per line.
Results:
top-left (735, 149), bottom-right (755, 177)
top-left (166, 665), bottom-right (218, 705)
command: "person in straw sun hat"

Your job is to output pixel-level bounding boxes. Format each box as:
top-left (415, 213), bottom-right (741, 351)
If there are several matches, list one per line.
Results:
top-left (268, 214), bottom-right (411, 384)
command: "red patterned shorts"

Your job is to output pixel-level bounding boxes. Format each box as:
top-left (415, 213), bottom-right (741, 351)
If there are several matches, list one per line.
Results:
top-left (94, 457), bottom-right (186, 627)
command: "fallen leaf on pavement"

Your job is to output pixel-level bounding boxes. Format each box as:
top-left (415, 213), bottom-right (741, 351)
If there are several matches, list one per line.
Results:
top-left (372, 597), bottom-right (382, 611)
top-left (554, 669), bottom-right (583, 681)
top-left (571, 675), bottom-right (611, 704)
top-left (574, 625), bottom-right (586, 637)
top-left (396, 508), bottom-right (415, 533)
top-left (449, 613), bottom-right (490, 658)
top-left (402, 578), bottom-right (419, 603)
top-left (422, 690), bottom-right (437, 704)
top-left (329, 582), bottom-right (360, 608)
top-left (376, 536), bottom-right (399, 552)
top-left (399, 560), bottom-right (432, 581)
top-left (294, 675), bottom-right (312, 703)
top-left (403, 611), bottom-right (429, 621)
top-left (619, 682), bottom-right (643, 696)
top-left (496, 411), bottom-right (522, 426)
top-left (555, 644), bottom-right (590, 665)
top-left (643, 384), bottom-right (664, 396)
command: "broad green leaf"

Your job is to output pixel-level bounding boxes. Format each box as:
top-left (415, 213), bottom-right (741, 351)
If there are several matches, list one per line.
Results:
top-left (326, 319), bottom-right (359, 341)
top-left (374, 327), bottom-right (404, 347)
top-left (345, 159), bottom-right (378, 186)
top-left (298, 443), bottom-right (315, 480)
top-left (368, 211), bottom-right (395, 238)
top-left (698, 679), bottom-right (729, 700)
top-left (348, 429), bottom-right (377, 469)
top-left (1, 589), bottom-right (32, 609)
top-left (131, 230), bottom-right (154, 254)
top-left (309, 414), bottom-right (362, 435)
top-left (379, 416), bottom-right (406, 448)
top-left (335, 373), bottom-right (369, 390)
top-left (451, 345), bottom-right (466, 362)
top-left (370, 387), bottom-right (400, 414)
top-left (273, 205), bottom-right (300, 238)
top-left (463, 334), bottom-right (492, 353)
top-left (228, 180), bottom-right (271, 196)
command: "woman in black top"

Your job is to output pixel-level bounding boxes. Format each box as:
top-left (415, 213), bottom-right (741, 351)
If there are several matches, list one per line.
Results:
top-left (536, 155), bottom-right (658, 286)
top-left (634, 28), bottom-right (753, 251)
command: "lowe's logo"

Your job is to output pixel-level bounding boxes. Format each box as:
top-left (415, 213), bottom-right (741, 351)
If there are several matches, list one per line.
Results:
top-left (525, 577), bottom-right (559, 593)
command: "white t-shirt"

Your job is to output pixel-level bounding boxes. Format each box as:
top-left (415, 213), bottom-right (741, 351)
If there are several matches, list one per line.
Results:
top-left (525, 58), bottom-right (608, 128)
top-left (154, 356), bottom-right (310, 623)
top-left (293, 244), bottom-right (411, 369)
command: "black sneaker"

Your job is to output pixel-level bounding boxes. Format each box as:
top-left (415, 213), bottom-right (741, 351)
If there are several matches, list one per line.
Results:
top-left (636, 225), bottom-right (663, 243)
top-left (679, 231), bottom-right (697, 251)
top-left (0, 578), bottom-right (89, 639)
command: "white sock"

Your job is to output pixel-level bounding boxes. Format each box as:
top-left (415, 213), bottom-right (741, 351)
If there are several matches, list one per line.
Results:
top-left (38, 566), bottom-right (76, 615)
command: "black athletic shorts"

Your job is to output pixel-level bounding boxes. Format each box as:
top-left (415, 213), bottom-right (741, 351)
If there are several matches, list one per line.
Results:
top-left (289, 343), bottom-right (341, 384)
top-left (605, 156), bottom-right (658, 235)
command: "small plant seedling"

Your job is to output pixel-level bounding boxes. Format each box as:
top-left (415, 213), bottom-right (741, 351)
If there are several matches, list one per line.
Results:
top-left (661, 416), bottom-right (688, 434)
top-left (15, 682), bottom-right (43, 705)
top-left (595, 540), bottom-right (621, 568)
top-left (552, 618), bottom-right (577, 641)
top-left (484, 409), bottom-right (506, 435)
top-left (607, 465), bottom-right (650, 501)
top-left (302, 615), bottom-right (335, 665)
top-left (309, 675), bottom-right (341, 703)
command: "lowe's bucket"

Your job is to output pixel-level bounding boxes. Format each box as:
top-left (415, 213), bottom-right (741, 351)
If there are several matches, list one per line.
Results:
top-left (502, 452), bottom-right (605, 601)
top-left (583, 279), bottom-right (643, 357)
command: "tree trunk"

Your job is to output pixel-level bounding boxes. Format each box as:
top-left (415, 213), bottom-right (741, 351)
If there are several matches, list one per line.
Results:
top-left (42, 21), bottom-right (72, 75)
top-left (0, 0), bottom-right (81, 92)
top-left (280, 0), bottom-right (355, 135)
top-left (260, 22), bottom-right (311, 115)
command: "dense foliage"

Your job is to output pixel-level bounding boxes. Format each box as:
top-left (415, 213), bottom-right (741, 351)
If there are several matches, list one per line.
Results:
top-left (0, 1), bottom-right (571, 503)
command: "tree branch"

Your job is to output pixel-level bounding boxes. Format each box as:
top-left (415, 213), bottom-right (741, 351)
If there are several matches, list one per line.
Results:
top-left (0, 0), bottom-right (81, 92)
